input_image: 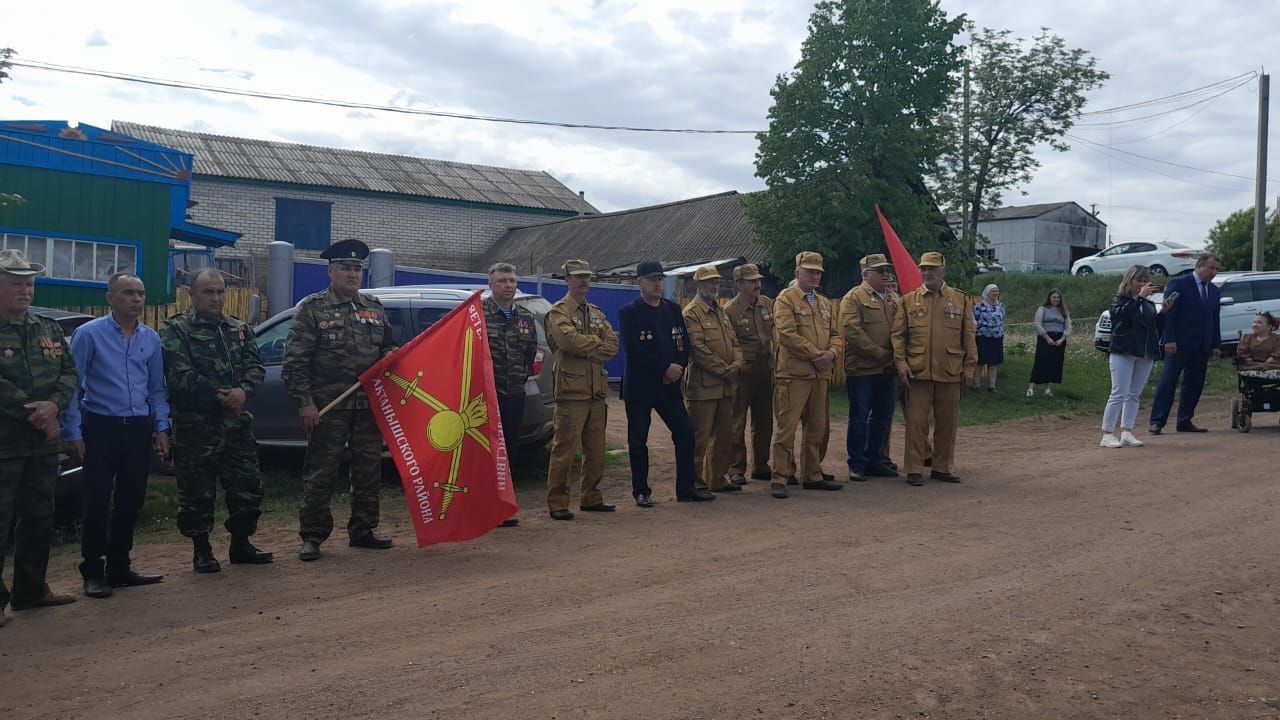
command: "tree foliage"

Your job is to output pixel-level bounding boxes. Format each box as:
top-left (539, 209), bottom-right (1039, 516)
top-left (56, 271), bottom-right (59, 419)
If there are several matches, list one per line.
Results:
top-left (0, 47), bottom-right (12, 85)
top-left (747, 0), bottom-right (965, 293)
top-left (935, 27), bottom-right (1108, 256)
top-left (1205, 207), bottom-right (1280, 270)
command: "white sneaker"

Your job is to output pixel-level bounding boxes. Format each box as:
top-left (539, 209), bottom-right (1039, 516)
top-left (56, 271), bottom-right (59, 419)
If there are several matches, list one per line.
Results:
top-left (1120, 431), bottom-right (1144, 447)
top-left (1026, 387), bottom-right (1034, 397)
top-left (1044, 387), bottom-right (1053, 397)
top-left (1100, 433), bottom-right (1123, 448)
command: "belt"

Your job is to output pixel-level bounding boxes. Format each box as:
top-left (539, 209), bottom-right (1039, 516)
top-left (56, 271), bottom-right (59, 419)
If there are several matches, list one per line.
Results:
top-left (85, 412), bottom-right (152, 426)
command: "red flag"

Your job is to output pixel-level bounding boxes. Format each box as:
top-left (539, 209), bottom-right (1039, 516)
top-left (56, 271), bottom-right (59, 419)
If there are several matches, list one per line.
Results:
top-left (875, 204), bottom-right (923, 293)
top-left (359, 292), bottom-right (518, 547)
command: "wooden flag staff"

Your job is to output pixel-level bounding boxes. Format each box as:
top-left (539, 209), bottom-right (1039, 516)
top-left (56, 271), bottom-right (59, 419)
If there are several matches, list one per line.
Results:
top-left (318, 381), bottom-right (363, 418)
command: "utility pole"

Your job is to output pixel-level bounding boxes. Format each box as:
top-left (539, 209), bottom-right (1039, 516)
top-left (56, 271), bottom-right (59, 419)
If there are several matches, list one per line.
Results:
top-left (1252, 73), bottom-right (1269, 271)
top-left (961, 57), bottom-right (972, 252)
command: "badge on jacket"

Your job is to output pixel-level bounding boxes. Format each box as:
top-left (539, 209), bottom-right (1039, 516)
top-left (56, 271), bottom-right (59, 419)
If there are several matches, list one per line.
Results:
top-left (39, 337), bottom-right (63, 359)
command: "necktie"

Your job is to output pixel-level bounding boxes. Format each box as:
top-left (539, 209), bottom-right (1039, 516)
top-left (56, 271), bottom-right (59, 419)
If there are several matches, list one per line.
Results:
top-left (1199, 281), bottom-right (1207, 302)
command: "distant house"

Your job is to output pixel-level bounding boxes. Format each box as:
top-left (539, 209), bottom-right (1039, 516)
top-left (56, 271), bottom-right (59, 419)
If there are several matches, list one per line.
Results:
top-left (476, 190), bottom-right (772, 291)
top-left (111, 122), bottom-right (595, 283)
top-left (948, 202), bottom-right (1107, 272)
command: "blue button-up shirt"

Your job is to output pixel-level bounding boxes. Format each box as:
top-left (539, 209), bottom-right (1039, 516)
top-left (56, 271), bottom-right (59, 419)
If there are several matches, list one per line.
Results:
top-left (62, 313), bottom-right (170, 441)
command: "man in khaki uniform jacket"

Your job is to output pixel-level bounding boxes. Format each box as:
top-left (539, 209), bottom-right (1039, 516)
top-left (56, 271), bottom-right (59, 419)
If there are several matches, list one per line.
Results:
top-left (840, 254), bottom-right (900, 481)
top-left (683, 266), bottom-right (743, 493)
top-left (724, 264), bottom-right (774, 485)
top-left (891, 251), bottom-right (976, 486)
top-left (545, 260), bottom-right (619, 520)
top-left (770, 252), bottom-right (844, 499)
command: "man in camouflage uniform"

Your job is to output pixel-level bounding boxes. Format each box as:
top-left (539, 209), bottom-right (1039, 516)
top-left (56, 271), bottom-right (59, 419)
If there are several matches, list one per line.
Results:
top-left (161, 269), bottom-right (274, 573)
top-left (723, 263), bottom-right (774, 485)
top-left (483, 262), bottom-right (537, 527)
top-left (286, 239), bottom-right (397, 561)
top-left (683, 265), bottom-right (743, 494)
top-left (545, 259), bottom-right (618, 520)
top-left (0, 249), bottom-right (78, 625)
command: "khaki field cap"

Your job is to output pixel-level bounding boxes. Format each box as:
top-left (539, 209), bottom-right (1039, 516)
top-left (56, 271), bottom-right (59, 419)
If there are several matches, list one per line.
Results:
top-left (562, 259), bottom-right (593, 276)
top-left (692, 265), bottom-right (721, 282)
top-left (918, 251), bottom-right (946, 268)
top-left (0, 249), bottom-right (45, 276)
top-left (795, 251), bottom-right (825, 271)
top-left (733, 263), bottom-right (764, 281)
top-left (860, 253), bottom-right (893, 271)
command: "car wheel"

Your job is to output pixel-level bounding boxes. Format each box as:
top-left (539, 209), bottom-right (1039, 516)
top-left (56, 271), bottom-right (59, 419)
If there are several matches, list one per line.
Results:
top-left (1076, 266), bottom-right (1093, 276)
top-left (1149, 264), bottom-right (1168, 278)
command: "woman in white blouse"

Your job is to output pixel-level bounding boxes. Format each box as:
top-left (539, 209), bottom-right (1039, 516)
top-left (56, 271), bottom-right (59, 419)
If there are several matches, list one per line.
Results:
top-left (1027, 289), bottom-right (1070, 397)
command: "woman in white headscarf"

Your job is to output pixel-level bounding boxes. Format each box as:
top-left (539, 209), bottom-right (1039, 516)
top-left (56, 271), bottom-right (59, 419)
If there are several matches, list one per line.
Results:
top-left (971, 283), bottom-right (1005, 392)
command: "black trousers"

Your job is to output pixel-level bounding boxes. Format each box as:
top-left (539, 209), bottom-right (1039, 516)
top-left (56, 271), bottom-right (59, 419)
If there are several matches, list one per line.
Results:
top-left (625, 385), bottom-right (696, 499)
top-left (497, 393), bottom-right (524, 455)
top-left (80, 413), bottom-right (153, 579)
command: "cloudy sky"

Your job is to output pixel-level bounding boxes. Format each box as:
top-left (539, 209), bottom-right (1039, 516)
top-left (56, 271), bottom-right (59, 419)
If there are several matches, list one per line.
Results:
top-left (3, 0), bottom-right (1278, 253)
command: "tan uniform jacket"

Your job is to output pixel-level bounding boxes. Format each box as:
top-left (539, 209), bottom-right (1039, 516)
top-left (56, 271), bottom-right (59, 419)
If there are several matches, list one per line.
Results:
top-left (891, 284), bottom-right (978, 383)
top-left (772, 285), bottom-right (843, 381)
top-left (546, 294), bottom-right (618, 401)
top-left (683, 297), bottom-right (743, 401)
top-left (840, 283), bottom-right (896, 376)
top-left (724, 294), bottom-right (774, 377)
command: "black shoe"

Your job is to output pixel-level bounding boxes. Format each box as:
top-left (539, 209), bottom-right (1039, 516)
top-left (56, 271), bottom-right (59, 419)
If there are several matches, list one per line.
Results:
top-left (923, 457), bottom-right (932, 467)
top-left (10, 589), bottom-right (76, 610)
top-left (1149, 424), bottom-right (1163, 435)
top-left (931, 471), bottom-right (962, 483)
top-left (906, 474), bottom-right (925, 486)
top-left (349, 531), bottom-right (394, 549)
top-left (580, 503), bottom-right (617, 512)
top-left (108, 569), bottom-right (164, 587)
top-left (865, 464), bottom-right (899, 478)
top-left (750, 471), bottom-right (773, 481)
top-left (635, 493), bottom-right (654, 508)
top-left (712, 484), bottom-right (742, 493)
top-left (729, 475), bottom-right (749, 486)
top-left (83, 577), bottom-right (112, 599)
top-left (802, 478), bottom-right (843, 490)
top-left (770, 483), bottom-right (788, 499)
top-left (822, 472), bottom-right (836, 483)
top-left (678, 490), bottom-right (716, 502)
top-left (786, 475), bottom-right (799, 486)
top-left (849, 468), bottom-right (867, 482)
top-left (193, 548), bottom-right (222, 574)
top-left (229, 537), bottom-right (274, 564)
top-left (499, 518), bottom-right (520, 527)
top-left (550, 510), bottom-right (575, 521)
top-left (298, 540), bottom-right (322, 561)
top-left (1176, 422), bottom-right (1208, 433)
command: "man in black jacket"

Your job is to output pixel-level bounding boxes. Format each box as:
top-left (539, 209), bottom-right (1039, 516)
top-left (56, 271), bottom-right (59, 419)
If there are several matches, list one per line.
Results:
top-left (618, 261), bottom-right (713, 506)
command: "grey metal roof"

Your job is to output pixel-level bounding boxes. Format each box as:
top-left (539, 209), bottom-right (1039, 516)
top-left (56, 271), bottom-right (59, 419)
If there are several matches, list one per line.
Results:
top-left (111, 121), bottom-right (595, 214)
top-left (946, 202), bottom-right (1105, 225)
top-left (475, 191), bottom-right (767, 275)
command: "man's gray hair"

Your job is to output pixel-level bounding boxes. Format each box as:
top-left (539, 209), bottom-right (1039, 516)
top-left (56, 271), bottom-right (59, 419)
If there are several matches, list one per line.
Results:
top-left (1196, 251), bottom-right (1221, 267)
top-left (488, 262), bottom-right (518, 276)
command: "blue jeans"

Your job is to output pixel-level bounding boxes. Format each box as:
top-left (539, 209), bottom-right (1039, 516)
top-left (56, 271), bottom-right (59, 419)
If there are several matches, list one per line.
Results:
top-left (846, 373), bottom-right (897, 472)
top-left (1149, 348), bottom-right (1209, 428)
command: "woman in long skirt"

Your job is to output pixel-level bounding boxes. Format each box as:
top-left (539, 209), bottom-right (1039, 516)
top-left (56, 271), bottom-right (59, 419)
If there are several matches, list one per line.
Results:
top-left (972, 284), bottom-right (1005, 391)
top-left (1028, 289), bottom-right (1070, 396)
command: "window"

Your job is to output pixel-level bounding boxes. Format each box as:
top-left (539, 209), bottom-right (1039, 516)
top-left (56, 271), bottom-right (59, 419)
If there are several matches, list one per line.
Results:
top-left (1249, 279), bottom-right (1280, 302)
top-left (1130, 243), bottom-right (1158, 254)
top-left (975, 248), bottom-right (996, 260)
top-left (417, 307), bottom-right (450, 334)
top-left (1221, 282), bottom-right (1253, 303)
top-left (385, 308), bottom-right (405, 343)
top-left (275, 198), bottom-right (332, 250)
top-left (256, 318), bottom-right (293, 365)
top-left (2, 232), bottom-right (136, 283)
top-left (1099, 244), bottom-right (1127, 257)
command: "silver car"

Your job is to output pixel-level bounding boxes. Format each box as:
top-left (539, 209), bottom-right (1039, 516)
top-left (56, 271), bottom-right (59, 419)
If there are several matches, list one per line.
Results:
top-left (247, 287), bottom-right (555, 452)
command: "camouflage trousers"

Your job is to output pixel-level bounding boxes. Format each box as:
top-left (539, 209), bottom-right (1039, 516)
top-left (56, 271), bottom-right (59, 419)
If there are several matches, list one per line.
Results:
top-left (299, 409), bottom-right (382, 543)
top-left (0, 454), bottom-right (57, 609)
top-left (172, 411), bottom-right (264, 539)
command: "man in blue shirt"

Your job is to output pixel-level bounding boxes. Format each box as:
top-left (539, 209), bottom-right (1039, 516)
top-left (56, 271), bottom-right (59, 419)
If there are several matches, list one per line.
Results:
top-left (63, 273), bottom-right (170, 599)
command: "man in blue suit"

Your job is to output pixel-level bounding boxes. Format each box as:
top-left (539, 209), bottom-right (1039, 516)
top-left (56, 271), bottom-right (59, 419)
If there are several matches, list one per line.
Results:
top-left (1149, 252), bottom-right (1222, 433)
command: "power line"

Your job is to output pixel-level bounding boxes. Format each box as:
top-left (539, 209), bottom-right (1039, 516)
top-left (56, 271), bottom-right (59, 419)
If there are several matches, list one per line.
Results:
top-left (1078, 71), bottom-right (1256, 116)
top-left (1073, 75), bottom-right (1256, 127)
top-left (1068, 137), bottom-right (1241, 191)
top-left (8, 58), bottom-right (765, 135)
top-left (1067, 132), bottom-right (1278, 185)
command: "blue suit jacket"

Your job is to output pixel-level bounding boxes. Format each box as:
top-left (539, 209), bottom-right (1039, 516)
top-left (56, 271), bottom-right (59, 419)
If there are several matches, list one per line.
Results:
top-left (1161, 274), bottom-right (1221, 353)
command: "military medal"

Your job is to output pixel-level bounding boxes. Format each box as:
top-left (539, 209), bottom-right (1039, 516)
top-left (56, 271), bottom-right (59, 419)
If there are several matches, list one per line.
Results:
top-left (3, 347), bottom-right (12, 359)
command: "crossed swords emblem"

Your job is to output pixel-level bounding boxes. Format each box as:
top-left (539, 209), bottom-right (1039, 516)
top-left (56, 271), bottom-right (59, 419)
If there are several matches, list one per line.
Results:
top-left (383, 327), bottom-right (490, 520)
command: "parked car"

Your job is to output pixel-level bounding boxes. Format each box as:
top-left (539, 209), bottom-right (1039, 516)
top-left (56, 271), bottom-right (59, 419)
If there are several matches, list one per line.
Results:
top-left (1071, 241), bottom-right (1199, 278)
top-left (976, 261), bottom-right (1006, 273)
top-left (247, 286), bottom-right (556, 453)
top-left (1091, 271), bottom-right (1280, 354)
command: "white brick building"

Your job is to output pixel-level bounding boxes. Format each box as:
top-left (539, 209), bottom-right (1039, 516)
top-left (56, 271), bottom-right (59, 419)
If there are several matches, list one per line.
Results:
top-left (112, 122), bottom-right (593, 281)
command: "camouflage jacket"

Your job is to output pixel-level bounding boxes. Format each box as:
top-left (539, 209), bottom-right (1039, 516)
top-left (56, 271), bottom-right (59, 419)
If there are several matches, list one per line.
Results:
top-left (483, 297), bottom-right (537, 398)
top-left (0, 312), bottom-right (78, 458)
top-left (160, 310), bottom-right (265, 416)
top-left (283, 288), bottom-right (396, 411)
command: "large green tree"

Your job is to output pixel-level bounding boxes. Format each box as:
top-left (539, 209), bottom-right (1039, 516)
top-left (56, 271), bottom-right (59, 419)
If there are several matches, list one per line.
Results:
top-left (747, 0), bottom-right (965, 292)
top-left (1206, 207), bottom-right (1280, 270)
top-left (935, 27), bottom-right (1108, 259)
top-left (0, 47), bottom-right (23, 211)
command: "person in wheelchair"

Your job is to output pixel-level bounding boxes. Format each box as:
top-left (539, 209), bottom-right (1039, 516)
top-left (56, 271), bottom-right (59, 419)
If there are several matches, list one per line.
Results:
top-left (1235, 312), bottom-right (1280, 372)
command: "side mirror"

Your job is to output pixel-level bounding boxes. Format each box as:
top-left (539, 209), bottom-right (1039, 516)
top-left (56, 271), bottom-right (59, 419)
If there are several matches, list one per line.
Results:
top-left (1219, 296), bottom-right (1235, 306)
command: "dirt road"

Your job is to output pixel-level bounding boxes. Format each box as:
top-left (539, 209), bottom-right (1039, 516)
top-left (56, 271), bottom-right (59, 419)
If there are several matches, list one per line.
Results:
top-left (3, 401), bottom-right (1278, 719)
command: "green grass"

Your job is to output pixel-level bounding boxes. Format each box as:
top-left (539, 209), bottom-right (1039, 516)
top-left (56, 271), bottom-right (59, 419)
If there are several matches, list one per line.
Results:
top-left (971, 271), bottom-right (1123, 324)
top-left (829, 328), bottom-right (1237, 427)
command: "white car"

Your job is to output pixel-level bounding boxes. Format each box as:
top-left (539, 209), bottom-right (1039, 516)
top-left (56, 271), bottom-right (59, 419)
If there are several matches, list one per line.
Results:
top-left (1072, 241), bottom-right (1199, 278)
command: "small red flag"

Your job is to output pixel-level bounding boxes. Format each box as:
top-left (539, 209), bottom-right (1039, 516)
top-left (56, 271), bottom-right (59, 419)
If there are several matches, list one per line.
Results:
top-left (875, 204), bottom-right (923, 293)
top-left (359, 292), bottom-right (518, 547)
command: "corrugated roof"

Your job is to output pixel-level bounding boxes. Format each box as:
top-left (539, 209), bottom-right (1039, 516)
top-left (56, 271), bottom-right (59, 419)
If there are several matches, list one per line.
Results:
top-left (475, 191), bottom-right (767, 275)
top-left (111, 121), bottom-right (595, 214)
top-left (946, 202), bottom-right (1105, 225)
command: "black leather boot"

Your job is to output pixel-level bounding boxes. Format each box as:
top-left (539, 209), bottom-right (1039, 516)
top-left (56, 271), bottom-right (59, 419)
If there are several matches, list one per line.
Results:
top-left (192, 534), bottom-right (222, 574)
top-left (229, 536), bottom-right (274, 564)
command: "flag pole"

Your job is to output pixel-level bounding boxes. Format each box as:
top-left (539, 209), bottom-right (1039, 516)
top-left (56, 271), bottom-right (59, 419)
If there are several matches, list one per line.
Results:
top-left (317, 382), bottom-right (362, 418)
